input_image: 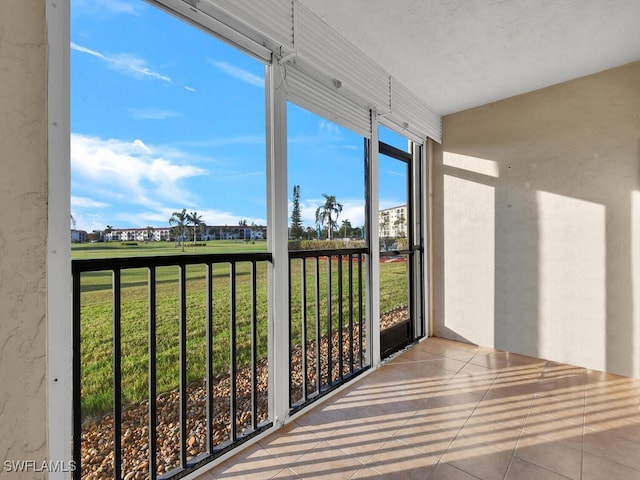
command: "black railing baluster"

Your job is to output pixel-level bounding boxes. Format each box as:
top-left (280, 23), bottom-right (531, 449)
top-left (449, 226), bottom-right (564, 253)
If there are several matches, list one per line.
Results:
top-left (72, 269), bottom-right (82, 480)
top-left (301, 258), bottom-right (308, 403)
top-left (327, 255), bottom-right (332, 386)
top-left (206, 263), bottom-right (214, 453)
top-left (113, 268), bottom-right (123, 480)
top-left (358, 254), bottom-right (364, 368)
top-left (72, 252), bottom-right (273, 480)
top-left (229, 262), bottom-right (237, 442)
top-left (251, 261), bottom-right (258, 430)
top-left (314, 256), bottom-right (321, 395)
top-left (178, 265), bottom-right (188, 468)
top-left (148, 267), bottom-right (157, 480)
top-left (337, 255), bottom-right (343, 381)
top-left (348, 254), bottom-right (354, 374)
top-left (286, 248), bottom-right (369, 414)
top-left (288, 258), bottom-right (293, 407)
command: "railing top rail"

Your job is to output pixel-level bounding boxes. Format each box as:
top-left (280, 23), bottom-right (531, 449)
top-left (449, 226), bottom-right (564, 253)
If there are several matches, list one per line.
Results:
top-left (72, 252), bottom-right (272, 273)
top-left (288, 247), bottom-right (369, 259)
top-left (380, 249), bottom-right (412, 257)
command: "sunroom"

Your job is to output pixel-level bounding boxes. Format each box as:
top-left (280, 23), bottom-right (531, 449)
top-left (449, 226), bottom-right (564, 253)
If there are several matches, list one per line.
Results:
top-left (2, 0), bottom-right (640, 479)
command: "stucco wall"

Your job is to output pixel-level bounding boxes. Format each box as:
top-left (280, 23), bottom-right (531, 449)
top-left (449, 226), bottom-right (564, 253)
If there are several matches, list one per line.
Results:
top-left (433, 61), bottom-right (640, 378)
top-left (0, 0), bottom-right (48, 472)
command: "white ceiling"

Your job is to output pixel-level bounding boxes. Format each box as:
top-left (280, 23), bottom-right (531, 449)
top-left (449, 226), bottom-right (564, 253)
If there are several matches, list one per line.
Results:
top-left (298, 0), bottom-right (640, 116)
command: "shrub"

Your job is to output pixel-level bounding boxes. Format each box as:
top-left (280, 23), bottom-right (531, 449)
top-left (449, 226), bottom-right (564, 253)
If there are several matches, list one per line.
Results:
top-left (289, 239), bottom-right (366, 250)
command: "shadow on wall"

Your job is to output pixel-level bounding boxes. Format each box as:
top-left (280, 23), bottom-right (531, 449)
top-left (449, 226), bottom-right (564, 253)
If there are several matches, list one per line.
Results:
top-left (430, 61), bottom-right (640, 378)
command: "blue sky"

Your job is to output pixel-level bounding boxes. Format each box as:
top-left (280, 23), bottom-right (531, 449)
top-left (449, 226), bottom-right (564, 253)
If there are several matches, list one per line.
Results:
top-left (71, 0), bottom-right (408, 233)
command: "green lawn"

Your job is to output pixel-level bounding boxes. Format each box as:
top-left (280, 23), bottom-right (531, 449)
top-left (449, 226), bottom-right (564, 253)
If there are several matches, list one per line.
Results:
top-left (72, 239), bottom-right (267, 259)
top-left (73, 241), bottom-right (408, 417)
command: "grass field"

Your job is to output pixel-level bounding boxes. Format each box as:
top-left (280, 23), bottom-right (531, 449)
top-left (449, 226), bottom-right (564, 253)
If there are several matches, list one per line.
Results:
top-left (73, 241), bottom-right (408, 417)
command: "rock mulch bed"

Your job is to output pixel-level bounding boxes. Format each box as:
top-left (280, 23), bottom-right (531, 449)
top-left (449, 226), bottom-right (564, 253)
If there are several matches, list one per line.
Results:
top-left (80, 306), bottom-right (407, 480)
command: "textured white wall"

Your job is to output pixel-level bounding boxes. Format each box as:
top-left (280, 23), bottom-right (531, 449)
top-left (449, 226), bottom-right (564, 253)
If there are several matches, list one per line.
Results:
top-left (0, 0), bottom-right (48, 467)
top-left (433, 61), bottom-right (640, 378)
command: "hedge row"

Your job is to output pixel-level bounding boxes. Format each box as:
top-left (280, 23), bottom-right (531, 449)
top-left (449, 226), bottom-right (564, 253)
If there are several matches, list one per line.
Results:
top-left (288, 239), bottom-right (366, 250)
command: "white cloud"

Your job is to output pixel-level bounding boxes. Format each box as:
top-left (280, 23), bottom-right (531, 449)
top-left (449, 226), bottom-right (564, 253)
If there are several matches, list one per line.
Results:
top-left (210, 61), bottom-right (264, 87)
top-left (184, 86), bottom-right (196, 92)
top-left (71, 133), bottom-right (206, 211)
top-left (71, 196), bottom-right (109, 209)
top-left (115, 208), bottom-right (266, 229)
top-left (129, 108), bottom-right (180, 120)
top-left (72, 0), bottom-right (144, 16)
top-left (71, 42), bottom-right (172, 83)
top-left (289, 120), bottom-right (349, 145)
top-left (198, 209), bottom-right (266, 227)
top-left (177, 135), bottom-right (265, 148)
top-left (319, 119), bottom-right (342, 139)
top-left (132, 139), bottom-right (151, 153)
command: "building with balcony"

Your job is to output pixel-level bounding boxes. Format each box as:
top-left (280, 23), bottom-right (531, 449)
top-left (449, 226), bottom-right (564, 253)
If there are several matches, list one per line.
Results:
top-left (379, 205), bottom-right (407, 239)
top-left (70, 229), bottom-right (87, 243)
top-left (2, 1), bottom-right (640, 479)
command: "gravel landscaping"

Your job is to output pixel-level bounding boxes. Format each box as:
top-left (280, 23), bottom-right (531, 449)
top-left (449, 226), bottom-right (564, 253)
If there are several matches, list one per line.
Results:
top-left (80, 306), bottom-right (407, 479)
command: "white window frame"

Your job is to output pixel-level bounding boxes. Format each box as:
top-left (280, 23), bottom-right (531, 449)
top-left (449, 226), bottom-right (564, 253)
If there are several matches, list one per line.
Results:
top-left (47, 0), bottom-right (72, 477)
top-left (46, 0), bottom-right (435, 475)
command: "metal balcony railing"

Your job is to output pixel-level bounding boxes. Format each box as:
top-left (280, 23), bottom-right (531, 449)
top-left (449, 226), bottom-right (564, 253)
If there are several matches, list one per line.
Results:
top-left (72, 253), bottom-right (272, 480)
top-left (288, 248), bottom-right (370, 412)
top-left (72, 248), bottom-right (370, 479)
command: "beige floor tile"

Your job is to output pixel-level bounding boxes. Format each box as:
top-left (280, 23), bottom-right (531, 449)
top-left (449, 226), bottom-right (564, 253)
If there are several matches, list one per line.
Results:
top-left (456, 362), bottom-right (501, 378)
top-left (421, 356), bottom-right (470, 373)
top-left (207, 444), bottom-right (284, 479)
top-left (582, 452), bottom-right (640, 480)
top-left (271, 467), bottom-right (302, 479)
top-left (583, 392), bottom-right (640, 431)
top-left (467, 353), bottom-right (510, 371)
top-left (257, 422), bottom-right (321, 464)
top-left (521, 416), bottom-right (583, 450)
top-left (393, 415), bottom-right (459, 459)
top-left (292, 403), bottom-right (352, 441)
top-left (583, 427), bottom-right (640, 471)
top-left (456, 422), bottom-right (521, 454)
top-left (528, 395), bottom-right (585, 426)
top-left (413, 397), bottom-right (474, 432)
top-left (365, 439), bottom-right (439, 479)
top-left (193, 338), bottom-right (640, 480)
top-left (388, 346), bottom-right (446, 363)
top-left (420, 340), bottom-right (479, 363)
top-left (324, 416), bottom-right (399, 464)
top-left (287, 441), bottom-right (363, 479)
top-left (504, 458), bottom-right (572, 480)
top-left (350, 467), bottom-right (390, 479)
top-left (469, 397), bottom-right (532, 428)
top-left (427, 462), bottom-right (482, 480)
top-left (515, 433), bottom-right (582, 479)
top-left (442, 435), bottom-right (513, 479)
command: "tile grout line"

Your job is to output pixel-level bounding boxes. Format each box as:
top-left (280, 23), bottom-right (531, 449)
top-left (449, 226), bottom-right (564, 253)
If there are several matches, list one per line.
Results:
top-left (580, 371), bottom-right (587, 480)
top-left (500, 360), bottom-right (547, 480)
top-left (425, 346), bottom-right (506, 479)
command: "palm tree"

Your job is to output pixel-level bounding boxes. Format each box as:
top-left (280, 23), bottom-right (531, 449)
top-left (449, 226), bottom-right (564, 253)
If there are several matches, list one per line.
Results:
top-left (315, 193), bottom-right (343, 240)
top-left (169, 209), bottom-right (188, 252)
top-left (339, 219), bottom-right (353, 238)
top-left (104, 225), bottom-right (113, 241)
top-left (187, 211), bottom-right (203, 244)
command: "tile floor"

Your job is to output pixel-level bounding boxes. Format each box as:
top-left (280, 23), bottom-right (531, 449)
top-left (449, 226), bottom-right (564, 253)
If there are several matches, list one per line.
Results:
top-left (198, 338), bottom-right (640, 480)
